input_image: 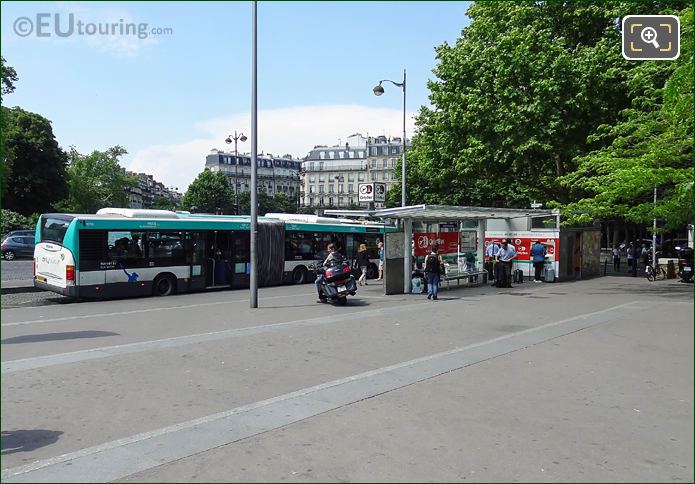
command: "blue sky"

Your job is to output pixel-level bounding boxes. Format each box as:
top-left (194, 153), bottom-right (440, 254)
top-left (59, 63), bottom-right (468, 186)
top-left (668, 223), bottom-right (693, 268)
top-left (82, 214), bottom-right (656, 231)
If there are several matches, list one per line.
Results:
top-left (1, 1), bottom-right (471, 189)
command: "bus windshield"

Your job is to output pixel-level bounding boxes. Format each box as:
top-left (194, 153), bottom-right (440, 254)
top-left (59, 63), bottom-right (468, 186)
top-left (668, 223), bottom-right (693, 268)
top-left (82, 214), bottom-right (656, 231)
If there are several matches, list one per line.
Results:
top-left (40, 215), bottom-right (74, 244)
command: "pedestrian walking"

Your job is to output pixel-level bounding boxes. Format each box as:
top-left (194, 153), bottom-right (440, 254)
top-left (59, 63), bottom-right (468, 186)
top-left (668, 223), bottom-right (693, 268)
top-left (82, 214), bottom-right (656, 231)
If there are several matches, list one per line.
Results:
top-left (628, 243), bottom-right (638, 277)
top-left (495, 239), bottom-right (517, 288)
top-left (356, 243), bottom-right (369, 286)
top-left (424, 245), bottom-right (444, 300)
top-left (612, 246), bottom-right (621, 272)
top-left (627, 242), bottom-right (637, 277)
top-left (376, 240), bottom-right (384, 281)
top-left (530, 240), bottom-right (547, 282)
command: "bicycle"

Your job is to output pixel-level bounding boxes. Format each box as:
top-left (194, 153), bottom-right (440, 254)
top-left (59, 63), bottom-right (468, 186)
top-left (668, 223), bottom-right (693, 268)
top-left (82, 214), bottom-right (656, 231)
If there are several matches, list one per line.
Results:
top-left (645, 262), bottom-right (666, 281)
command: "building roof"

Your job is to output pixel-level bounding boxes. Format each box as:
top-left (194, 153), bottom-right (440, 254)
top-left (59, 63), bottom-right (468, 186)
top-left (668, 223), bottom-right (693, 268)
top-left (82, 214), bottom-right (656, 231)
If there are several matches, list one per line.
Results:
top-left (324, 204), bottom-right (558, 221)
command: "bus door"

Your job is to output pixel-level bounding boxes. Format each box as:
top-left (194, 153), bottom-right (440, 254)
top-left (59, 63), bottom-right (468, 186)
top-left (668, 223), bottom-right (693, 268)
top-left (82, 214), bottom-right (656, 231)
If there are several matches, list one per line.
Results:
top-left (205, 231), bottom-right (233, 288)
top-left (187, 231), bottom-right (207, 291)
top-left (230, 231), bottom-right (250, 288)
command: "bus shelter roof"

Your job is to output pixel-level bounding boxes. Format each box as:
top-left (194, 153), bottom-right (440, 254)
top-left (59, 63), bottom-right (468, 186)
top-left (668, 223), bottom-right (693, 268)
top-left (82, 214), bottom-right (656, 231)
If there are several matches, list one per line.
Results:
top-left (324, 204), bottom-right (557, 221)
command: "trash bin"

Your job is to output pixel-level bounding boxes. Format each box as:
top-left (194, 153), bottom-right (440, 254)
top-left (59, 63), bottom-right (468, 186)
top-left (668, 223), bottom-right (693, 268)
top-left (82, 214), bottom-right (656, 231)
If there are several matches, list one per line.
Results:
top-left (667, 260), bottom-right (677, 279)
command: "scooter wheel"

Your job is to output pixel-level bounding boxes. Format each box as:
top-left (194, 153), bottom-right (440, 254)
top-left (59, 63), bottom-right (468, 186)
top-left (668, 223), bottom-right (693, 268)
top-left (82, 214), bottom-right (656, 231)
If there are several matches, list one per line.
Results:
top-left (337, 296), bottom-right (348, 306)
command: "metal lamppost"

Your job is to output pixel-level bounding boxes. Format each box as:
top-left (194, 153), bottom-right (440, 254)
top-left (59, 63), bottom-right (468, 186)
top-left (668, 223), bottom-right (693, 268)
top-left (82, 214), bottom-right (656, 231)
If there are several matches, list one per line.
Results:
top-left (250, 0), bottom-right (258, 308)
top-left (373, 69), bottom-right (407, 207)
top-left (225, 131), bottom-right (247, 215)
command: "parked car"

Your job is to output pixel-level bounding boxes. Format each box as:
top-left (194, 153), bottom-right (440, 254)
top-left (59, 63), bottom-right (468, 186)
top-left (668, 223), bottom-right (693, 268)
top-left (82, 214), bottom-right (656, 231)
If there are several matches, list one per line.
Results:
top-left (1, 229), bottom-right (35, 240)
top-left (1, 235), bottom-right (36, 260)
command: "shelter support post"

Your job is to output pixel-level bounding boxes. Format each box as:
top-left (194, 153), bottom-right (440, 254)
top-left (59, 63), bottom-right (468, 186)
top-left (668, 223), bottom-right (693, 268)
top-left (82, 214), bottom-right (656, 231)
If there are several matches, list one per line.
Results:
top-left (476, 218), bottom-right (486, 271)
top-left (403, 218), bottom-right (412, 294)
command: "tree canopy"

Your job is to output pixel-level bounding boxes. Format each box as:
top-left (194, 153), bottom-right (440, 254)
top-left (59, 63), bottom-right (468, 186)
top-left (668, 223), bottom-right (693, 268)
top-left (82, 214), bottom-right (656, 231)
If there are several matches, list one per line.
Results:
top-left (181, 169), bottom-right (235, 213)
top-left (390, 0), bottom-right (690, 234)
top-left (2, 107), bottom-right (68, 215)
top-left (56, 146), bottom-right (137, 213)
top-left (560, 7), bottom-right (693, 231)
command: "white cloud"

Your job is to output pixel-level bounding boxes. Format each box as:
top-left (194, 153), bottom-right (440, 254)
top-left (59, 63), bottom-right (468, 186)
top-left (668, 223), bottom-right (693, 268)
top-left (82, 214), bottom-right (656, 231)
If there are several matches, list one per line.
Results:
top-left (125, 104), bottom-right (417, 192)
top-left (55, 3), bottom-right (159, 57)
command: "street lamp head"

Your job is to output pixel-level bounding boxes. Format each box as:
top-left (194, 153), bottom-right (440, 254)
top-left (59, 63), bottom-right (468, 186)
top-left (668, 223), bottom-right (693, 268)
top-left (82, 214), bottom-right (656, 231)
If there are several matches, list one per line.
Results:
top-left (373, 83), bottom-right (385, 96)
top-left (240, 134), bottom-right (248, 142)
top-left (225, 137), bottom-right (232, 144)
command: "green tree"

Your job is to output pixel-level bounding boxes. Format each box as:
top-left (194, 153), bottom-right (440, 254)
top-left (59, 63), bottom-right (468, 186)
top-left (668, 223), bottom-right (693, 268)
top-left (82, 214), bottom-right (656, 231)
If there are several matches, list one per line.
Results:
top-left (560, 7), bottom-right (693, 232)
top-left (1, 209), bottom-right (37, 235)
top-left (2, 107), bottom-right (68, 215)
top-left (1, 56), bottom-right (18, 98)
top-left (56, 146), bottom-right (137, 213)
top-left (181, 169), bottom-right (235, 213)
top-left (400, 1), bottom-right (686, 209)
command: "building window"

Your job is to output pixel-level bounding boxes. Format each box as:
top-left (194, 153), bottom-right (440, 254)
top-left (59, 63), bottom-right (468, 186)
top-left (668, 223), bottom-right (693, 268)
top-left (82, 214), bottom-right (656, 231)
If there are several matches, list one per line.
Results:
top-left (349, 151), bottom-right (355, 158)
top-left (392, 172), bottom-right (398, 180)
top-left (309, 197), bottom-right (315, 206)
top-left (358, 151), bottom-right (364, 158)
top-left (371, 172), bottom-right (377, 181)
top-left (309, 186), bottom-right (315, 194)
top-left (382, 159), bottom-right (387, 168)
top-left (382, 172), bottom-right (388, 181)
top-left (391, 158), bottom-right (396, 167)
top-left (319, 152), bottom-right (325, 159)
top-left (310, 176), bottom-right (316, 183)
top-left (328, 197), bottom-right (333, 206)
top-left (309, 162), bottom-right (315, 171)
top-left (319, 185), bottom-right (324, 193)
top-left (319, 162), bottom-right (324, 170)
top-left (338, 184), bottom-right (343, 193)
top-left (370, 147), bottom-right (377, 156)
top-left (339, 152), bottom-right (345, 159)
top-left (328, 185), bottom-right (334, 193)
top-left (358, 173), bottom-right (365, 181)
top-left (348, 184), bottom-right (354, 193)
top-left (329, 152), bottom-right (335, 159)
top-left (370, 160), bottom-right (376, 169)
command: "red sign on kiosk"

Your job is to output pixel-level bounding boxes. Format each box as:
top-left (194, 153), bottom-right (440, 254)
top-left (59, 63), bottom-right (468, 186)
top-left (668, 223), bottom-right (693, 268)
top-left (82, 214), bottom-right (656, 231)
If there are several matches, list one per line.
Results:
top-left (413, 232), bottom-right (460, 256)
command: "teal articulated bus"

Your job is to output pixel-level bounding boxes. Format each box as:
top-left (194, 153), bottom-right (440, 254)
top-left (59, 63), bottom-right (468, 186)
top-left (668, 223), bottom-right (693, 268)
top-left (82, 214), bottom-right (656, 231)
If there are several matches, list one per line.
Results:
top-left (33, 209), bottom-right (394, 299)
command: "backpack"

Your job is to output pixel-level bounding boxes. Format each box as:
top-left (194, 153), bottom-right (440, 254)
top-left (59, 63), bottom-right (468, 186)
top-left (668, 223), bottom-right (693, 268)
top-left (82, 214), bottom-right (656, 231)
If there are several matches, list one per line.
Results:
top-left (425, 254), bottom-right (440, 273)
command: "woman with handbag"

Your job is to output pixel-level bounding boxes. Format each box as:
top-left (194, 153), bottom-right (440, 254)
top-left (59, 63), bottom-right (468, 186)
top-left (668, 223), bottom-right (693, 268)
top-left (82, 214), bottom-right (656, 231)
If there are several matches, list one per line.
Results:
top-left (424, 245), bottom-right (444, 301)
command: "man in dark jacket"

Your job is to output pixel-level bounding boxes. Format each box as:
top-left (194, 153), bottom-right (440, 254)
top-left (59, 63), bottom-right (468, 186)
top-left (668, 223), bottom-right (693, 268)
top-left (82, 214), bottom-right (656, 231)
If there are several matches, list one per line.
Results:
top-left (530, 240), bottom-right (547, 282)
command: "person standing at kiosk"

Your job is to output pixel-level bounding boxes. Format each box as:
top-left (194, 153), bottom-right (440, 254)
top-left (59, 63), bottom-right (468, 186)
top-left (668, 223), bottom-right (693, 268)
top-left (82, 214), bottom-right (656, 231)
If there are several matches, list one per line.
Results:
top-left (496, 239), bottom-right (517, 288)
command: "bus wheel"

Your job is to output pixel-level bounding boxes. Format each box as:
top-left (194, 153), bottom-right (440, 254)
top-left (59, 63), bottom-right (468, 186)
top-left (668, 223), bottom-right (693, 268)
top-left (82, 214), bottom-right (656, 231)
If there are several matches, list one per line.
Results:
top-left (292, 266), bottom-right (307, 284)
top-left (367, 263), bottom-right (377, 279)
top-left (3, 250), bottom-right (16, 261)
top-left (153, 274), bottom-right (176, 296)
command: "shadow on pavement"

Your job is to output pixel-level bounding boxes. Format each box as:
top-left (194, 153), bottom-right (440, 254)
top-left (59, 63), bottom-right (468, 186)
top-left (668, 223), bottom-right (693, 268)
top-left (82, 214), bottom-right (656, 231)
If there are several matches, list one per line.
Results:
top-left (1, 429), bottom-right (63, 455)
top-left (1, 330), bottom-right (119, 344)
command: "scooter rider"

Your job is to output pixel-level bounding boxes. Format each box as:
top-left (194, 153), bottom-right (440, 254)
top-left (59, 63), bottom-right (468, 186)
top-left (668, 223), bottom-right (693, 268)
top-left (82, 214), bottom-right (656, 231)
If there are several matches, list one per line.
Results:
top-left (316, 243), bottom-right (344, 302)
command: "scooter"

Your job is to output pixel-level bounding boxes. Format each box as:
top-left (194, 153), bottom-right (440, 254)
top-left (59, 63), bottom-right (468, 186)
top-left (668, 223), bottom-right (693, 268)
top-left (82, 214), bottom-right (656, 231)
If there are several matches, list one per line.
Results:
top-left (315, 260), bottom-right (358, 305)
top-left (676, 246), bottom-right (693, 283)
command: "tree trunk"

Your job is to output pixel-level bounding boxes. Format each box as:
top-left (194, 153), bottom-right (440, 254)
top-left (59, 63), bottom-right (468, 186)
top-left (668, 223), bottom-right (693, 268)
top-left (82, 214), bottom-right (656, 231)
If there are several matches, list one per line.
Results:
top-left (612, 222), bottom-right (620, 248)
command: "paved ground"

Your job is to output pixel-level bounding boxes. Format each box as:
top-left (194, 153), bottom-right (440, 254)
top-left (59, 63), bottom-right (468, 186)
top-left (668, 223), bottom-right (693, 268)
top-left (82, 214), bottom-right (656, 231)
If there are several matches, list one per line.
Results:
top-left (1, 276), bottom-right (692, 482)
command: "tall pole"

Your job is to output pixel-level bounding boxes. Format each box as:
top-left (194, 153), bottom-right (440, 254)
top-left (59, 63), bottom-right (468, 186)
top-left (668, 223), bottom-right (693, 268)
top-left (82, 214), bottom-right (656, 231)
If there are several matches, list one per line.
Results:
top-left (652, 186), bottom-right (657, 268)
top-left (401, 68), bottom-right (407, 208)
top-left (234, 136), bottom-right (239, 215)
top-left (250, 0), bottom-right (258, 308)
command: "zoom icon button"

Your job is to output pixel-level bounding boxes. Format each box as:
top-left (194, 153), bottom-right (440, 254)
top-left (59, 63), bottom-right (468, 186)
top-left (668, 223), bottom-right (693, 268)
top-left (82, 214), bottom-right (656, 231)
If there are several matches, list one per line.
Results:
top-left (622, 15), bottom-right (680, 60)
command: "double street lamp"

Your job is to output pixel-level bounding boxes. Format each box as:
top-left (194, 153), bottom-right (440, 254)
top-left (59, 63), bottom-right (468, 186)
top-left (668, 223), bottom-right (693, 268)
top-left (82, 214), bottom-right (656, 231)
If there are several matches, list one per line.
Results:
top-left (373, 68), bottom-right (407, 207)
top-left (225, 131), bottom-right (247, 214)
